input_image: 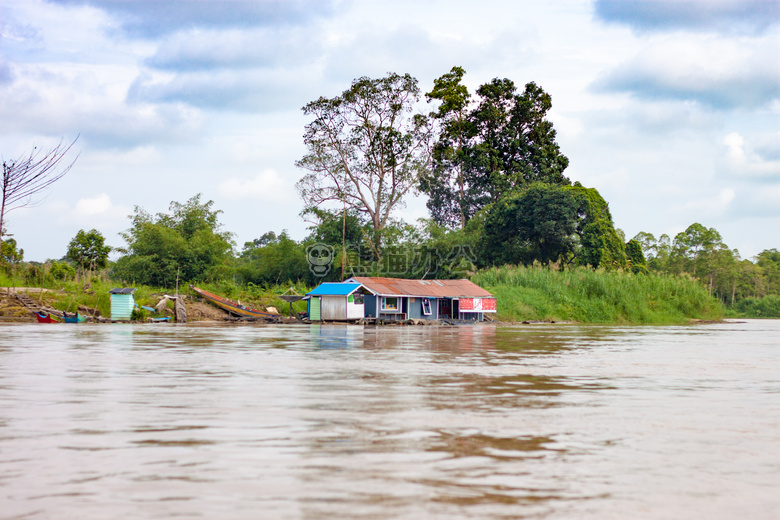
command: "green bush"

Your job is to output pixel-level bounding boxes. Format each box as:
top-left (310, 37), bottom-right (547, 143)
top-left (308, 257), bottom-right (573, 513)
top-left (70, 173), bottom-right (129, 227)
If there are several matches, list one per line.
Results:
top-left (729, 295), bottom-right (780, 318)
top-left (130, 307), bottom-right (148, 321)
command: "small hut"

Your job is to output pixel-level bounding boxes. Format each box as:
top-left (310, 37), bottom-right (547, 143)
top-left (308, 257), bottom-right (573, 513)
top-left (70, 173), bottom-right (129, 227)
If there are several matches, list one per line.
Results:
top-left (306, 282), bottom-right (372, 321)
top-left (109, 288), bottom-right (136, 320)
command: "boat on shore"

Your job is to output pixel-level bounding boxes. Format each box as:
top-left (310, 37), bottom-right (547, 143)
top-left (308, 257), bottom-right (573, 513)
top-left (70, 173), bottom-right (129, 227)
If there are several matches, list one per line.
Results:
top-left (36, 311), bottom-right (85, 323)
top-left (63, 313), bottom-right (86, 323)
top-left (190, 285), bottom-right (280, 320)
top-left (36, 312), bottom-right (62, 323)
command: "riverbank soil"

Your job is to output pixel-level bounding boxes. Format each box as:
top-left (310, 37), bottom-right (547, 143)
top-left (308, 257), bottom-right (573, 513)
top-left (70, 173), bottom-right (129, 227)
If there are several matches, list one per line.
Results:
top-left (186, 301), bottom-right (229, 321)
top-left (0, 288), bottom-right (102, 321)
top-left (0, 294), bottom-right (33, 320)
top-left (0, 288), bottom-right (260, 323)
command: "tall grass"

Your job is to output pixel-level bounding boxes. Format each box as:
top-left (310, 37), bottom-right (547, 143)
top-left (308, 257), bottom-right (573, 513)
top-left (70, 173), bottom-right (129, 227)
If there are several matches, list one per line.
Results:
top-left (472, 264), bottom-right (723, 324)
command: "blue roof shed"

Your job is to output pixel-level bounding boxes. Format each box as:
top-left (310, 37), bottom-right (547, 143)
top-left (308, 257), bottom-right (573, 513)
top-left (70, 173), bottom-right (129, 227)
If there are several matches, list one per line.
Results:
top-left (109, 288), bottom-right (136, 320)
top-left (306, 282), bottom-right (373, 321)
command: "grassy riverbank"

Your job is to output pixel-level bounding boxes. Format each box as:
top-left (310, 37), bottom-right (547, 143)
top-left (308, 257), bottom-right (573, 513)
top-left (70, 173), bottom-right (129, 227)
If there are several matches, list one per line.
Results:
top-left (472, 265), bottom-right (724, 324)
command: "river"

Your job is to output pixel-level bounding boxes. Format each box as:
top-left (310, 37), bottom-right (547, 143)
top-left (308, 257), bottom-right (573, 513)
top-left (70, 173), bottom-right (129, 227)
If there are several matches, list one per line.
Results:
top-left (1, 320), bottom-right (778, 519)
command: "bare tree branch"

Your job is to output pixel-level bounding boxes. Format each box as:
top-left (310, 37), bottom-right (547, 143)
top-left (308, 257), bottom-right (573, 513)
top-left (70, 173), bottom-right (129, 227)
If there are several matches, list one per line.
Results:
top-left (1, 136), bottom-right (79, 243)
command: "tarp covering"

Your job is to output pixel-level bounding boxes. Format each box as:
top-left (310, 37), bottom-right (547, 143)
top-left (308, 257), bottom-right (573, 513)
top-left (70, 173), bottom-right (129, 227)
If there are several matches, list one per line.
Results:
top-left (307, 282), bottom-right (364, 296)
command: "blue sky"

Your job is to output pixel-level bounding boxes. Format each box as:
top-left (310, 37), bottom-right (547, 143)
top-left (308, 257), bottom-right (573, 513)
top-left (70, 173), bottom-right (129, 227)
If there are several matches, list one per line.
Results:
top-left (1, 0), bottom-right (778, 261)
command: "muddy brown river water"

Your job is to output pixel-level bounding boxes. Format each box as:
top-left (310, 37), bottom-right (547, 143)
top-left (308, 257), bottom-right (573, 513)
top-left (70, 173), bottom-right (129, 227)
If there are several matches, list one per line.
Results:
top-left (1, 320), bottom-right (779, 519)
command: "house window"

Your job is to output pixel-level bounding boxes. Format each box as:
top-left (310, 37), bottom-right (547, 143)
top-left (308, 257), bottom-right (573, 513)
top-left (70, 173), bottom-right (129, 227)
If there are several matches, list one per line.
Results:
top-left (381, 297), bottom-right (399, 311)
top-left (422, 298), bottom-right (432, 316)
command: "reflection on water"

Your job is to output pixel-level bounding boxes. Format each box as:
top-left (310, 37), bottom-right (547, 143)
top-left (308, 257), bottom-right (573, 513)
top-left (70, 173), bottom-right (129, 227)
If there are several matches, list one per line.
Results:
top-left (1, 320), bottom-right (779, 519)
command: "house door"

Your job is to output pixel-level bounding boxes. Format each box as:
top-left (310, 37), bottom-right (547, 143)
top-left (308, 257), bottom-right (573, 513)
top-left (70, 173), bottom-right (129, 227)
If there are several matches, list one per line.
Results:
top-left (310, 297), bottom-right (321, 321)
top-left (439, 299), bottom-right (452, 319)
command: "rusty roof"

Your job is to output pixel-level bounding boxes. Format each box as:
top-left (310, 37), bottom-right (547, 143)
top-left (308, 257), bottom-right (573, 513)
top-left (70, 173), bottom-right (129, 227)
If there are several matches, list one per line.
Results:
top-left (348, 277), bottom-right (493, 298)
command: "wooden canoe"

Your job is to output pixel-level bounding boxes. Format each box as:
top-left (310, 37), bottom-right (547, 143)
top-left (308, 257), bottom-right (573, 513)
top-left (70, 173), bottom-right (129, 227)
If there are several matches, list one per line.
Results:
top-left (190, 285), bottom-right (280, 320)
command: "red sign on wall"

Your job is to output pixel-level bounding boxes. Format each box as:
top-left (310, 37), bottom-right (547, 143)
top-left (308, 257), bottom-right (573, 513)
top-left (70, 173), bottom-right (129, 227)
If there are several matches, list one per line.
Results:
top-left (460, 298), bottom-right (475, 310)
top-left (459, 298), bottom-right (497, 312)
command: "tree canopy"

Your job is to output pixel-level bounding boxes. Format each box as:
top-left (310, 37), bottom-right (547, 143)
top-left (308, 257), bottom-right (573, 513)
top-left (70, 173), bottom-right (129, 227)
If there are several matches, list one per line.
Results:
top-left (478, 182), bottom-right (627, 269)
top-left (671, 223), bottom-right (726, 275)
top-left (237, 231), bottom-right (311, 287)
top-left (480, 183), bottom-right (584, 267)
top-left (113, 194), bottom-right (234, 287)
top-left (420, 69), bottom-right (570, 228)
top-left (568, 183), bottom-right (627, 269)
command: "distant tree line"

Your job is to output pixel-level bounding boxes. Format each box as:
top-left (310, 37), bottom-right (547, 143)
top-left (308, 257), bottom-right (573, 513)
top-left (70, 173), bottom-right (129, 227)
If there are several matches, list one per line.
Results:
top-left (632, 224), bottom-right (780, 315)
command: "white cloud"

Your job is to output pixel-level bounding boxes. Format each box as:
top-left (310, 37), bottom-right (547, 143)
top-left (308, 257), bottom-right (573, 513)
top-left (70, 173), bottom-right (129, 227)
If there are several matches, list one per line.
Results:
top-left (719, 188), bottom-right (736, 205)
top-left (721, 131), bottom-right (780, 181)
top-left (723, 132), bottom-right (745, 161)
top-left (74, 193), bottom-right (111, 216)
top-left (146, 27), bottom-right (320, 71)
top-left (670, 188), bottom-right (734, 218)
top-left (0, 61), bottom-right (203, 148)
top-left (64, 193), bottom-right (132, 226)
top-left (549, 110), bottom-right (584, 139)
top-left (218, 169), bottom-right (294, 201)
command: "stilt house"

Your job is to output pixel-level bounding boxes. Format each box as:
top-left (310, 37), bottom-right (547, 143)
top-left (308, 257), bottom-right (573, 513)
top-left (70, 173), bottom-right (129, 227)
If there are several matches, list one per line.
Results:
top-left (306, 277), bottom-right (496, 322)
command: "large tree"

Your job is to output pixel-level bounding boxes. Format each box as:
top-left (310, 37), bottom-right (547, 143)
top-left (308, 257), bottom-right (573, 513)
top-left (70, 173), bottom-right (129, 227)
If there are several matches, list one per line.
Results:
top-left (420, 70), bottom-right (570, 228)
top-left (66, 229), bottom-right (112, 279)
top-left (1, 137), bottom-right (79, 247)
top-left (295, 72), bottom-right (433, 260)
top-left (113, 194), bottom-right (234, 287)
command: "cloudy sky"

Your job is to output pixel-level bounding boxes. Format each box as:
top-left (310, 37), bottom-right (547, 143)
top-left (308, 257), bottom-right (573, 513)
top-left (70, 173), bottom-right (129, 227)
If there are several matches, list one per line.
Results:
top-left (1, 0), bottom-right (778, 262)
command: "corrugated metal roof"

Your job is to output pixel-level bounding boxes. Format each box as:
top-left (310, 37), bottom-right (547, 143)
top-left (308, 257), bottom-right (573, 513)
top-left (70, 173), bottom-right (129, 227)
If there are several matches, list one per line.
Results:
top-left (109, 288), bottom-right (136, 294)
top-left (307, 282), bottom-right (363, 296)
top-left (347, 277), bottom-right (493, 298)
